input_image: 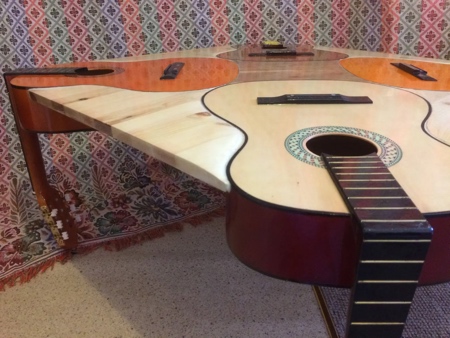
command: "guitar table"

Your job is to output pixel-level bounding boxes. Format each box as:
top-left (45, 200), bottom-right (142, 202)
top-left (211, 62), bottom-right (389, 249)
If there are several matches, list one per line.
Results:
top-left (5, 45), bottom-right (450, 338)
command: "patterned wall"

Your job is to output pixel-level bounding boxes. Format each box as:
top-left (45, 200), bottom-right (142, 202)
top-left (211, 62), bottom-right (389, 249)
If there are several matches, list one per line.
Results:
top-left (1, 0), bottom-right (450, 288)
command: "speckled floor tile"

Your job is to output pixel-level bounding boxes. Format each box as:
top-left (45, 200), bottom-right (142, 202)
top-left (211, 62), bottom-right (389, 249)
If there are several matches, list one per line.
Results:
top-left (0, 216), bottom-right (329, 338)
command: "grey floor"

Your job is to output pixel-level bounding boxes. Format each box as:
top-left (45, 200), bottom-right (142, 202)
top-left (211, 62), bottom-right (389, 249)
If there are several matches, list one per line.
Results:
top-left (0, 216), bottom-right (329, 338)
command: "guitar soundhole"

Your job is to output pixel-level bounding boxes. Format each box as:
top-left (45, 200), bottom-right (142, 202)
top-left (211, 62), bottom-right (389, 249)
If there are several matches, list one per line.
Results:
top-left (306, 135), bottom-right (378, 156)
top-left (74, 68), bottom-right (115, 76)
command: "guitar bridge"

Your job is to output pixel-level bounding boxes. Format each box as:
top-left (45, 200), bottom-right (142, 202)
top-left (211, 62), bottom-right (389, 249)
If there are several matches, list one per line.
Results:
top-left (391, 62), bottom-right (437, 81)
top-left (257, 94), bottom-right (373, 104)
top-left (160, 62), bottom-right (184, 79)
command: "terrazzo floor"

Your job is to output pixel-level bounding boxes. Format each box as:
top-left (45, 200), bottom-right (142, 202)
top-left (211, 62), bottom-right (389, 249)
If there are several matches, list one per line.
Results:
top-left (0, 216), bottom-right (329, 338)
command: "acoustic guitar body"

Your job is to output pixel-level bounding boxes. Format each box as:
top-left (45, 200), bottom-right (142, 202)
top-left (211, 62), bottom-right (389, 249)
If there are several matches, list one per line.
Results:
top-left (202, 79), bottom-right (450, 287)
top-left (227, 188), bottom-right (450, 287)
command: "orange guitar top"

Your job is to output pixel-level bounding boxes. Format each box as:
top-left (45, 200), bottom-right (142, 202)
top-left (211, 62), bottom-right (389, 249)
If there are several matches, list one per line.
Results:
top-left (340, 57), bottom-right (450, 91)
top-left (10, 57), bottom-right (239, 92)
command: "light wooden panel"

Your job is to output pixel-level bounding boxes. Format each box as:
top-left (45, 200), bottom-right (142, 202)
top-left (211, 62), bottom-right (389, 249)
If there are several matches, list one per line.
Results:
top-left (203, 80), bottom-right (450, 214)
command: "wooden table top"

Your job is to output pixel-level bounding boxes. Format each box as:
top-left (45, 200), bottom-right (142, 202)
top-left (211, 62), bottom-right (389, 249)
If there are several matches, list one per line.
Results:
top-left (18, 45), bottom-right (450, 214)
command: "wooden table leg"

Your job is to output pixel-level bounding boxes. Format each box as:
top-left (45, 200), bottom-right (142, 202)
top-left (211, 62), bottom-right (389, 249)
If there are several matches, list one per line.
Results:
top-left (5, 74), bottom-right (93, 249)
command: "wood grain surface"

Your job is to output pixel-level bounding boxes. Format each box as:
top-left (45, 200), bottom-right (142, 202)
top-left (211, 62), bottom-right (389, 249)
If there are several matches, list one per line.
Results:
top-left (23, 46), bottom-right (450, 213)
top-left (203, 80), bottom-right (450, 214)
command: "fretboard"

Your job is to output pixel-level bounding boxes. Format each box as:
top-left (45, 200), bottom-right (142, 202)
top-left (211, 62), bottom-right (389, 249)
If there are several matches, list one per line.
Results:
top-left (322, 153), bottom-right (433, 338)
top-left (322, 153), bottom-right (431, 236)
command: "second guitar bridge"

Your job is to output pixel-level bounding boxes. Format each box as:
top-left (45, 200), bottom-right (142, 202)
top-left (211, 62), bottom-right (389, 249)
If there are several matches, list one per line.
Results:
top-left (391, 62), bottom-right (437, 81)
top-left (257, 94), bottom-right (373, 104)
top-left (160, 62), bottom-right (185, 79)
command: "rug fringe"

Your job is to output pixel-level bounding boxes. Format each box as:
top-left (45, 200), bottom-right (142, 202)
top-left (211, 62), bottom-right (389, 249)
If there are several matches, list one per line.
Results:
top-left (183, 207), bottom-right (226, 226)
top-left (80, 221), bottom-right (184, 253)
top-left (0, 206), bottom-right (226, 291)
top-left (0, 252), bottom-right (71, 292)
top-left (77, 206), bottom-right (226, 253)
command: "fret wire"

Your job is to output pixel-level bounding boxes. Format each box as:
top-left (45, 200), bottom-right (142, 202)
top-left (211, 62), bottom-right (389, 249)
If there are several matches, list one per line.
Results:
top-left (351, 322), bottom-right (405, 325)
top-left (355, 207), bottom-right (417, 210)
top-left (339, 179), bottom-right (396, 181)
top-left (328, 161), bottom-right (381, 164)
top-left (363, 239), bottom-right (431, 242)
top-left (355, 301), bottom-right (412, 304)
top-left (332, 166), bottom-right (386, 169)
top-left (357, 280), bottom-right (418, 283)
top-left (361, 260), bottom-right (425, 263)
top-left (362, 219), bottom-right (426, 222)
top-left (348, 196), bottom-right (409, 199)
top-left (344, 187), bottom-right (402, 190)
top-left (336, 173), bottom-right (392, 175)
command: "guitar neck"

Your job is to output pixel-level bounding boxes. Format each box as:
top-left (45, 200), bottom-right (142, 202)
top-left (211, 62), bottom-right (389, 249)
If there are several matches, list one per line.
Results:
top-left (40, 186), bottom-right (78, 250)
top-left (322, 153), bottom-right (433, 337)
top-left (322, 153), bottom-right (431, 234)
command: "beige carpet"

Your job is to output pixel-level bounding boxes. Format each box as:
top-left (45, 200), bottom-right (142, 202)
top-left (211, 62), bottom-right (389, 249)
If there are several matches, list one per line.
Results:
top-left (316, 283), bottom-right (450, 338)
top-left (0, 216), bottom-right (328, 338)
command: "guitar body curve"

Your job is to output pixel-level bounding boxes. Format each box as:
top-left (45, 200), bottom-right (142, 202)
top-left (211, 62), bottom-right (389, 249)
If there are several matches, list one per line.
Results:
top-left (202, 79), bottom-right (450, 286)
top-left (226, 187), bottom-right (359, 287)
top-left (227, 187), bottom-right (450, 286)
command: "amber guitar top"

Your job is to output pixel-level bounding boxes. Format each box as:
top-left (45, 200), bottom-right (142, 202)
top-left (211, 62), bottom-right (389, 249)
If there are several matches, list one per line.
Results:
top-left (340, 57), bottom-right (450, 91)
top-left (202, 80), bottom-right (450, 215)
top-left (10, 57), bottom-right (239, 92)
